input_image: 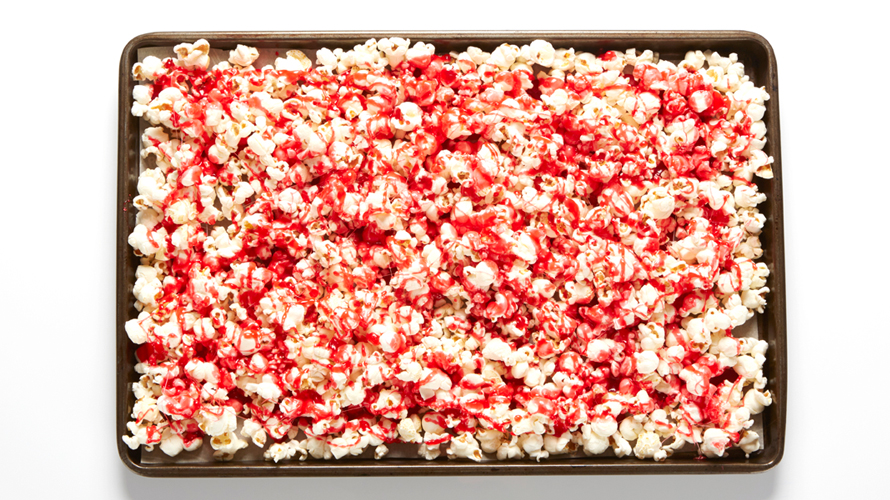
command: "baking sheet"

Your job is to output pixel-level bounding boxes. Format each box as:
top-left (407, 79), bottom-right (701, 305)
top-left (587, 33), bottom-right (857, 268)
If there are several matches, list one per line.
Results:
top-left (118, 32), bottom-right (785, 476)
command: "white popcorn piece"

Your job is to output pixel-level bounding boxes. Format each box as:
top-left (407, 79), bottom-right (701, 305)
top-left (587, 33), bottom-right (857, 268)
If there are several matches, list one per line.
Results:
top-left (446, 433), bottom-right (483, 462)
top-left (229, 45), bottom-right (260, 67)
top-left (580, 424), bottom-right (610, 455)
top-left (418, 368), bottom-right (452, 400)
top-left (744, 388), bottom-right (773, 415)
top-left (275, 50), bottom-right (312, 71)
top-left (196, 406), bottom-right (238, 437)
top-left (173, 39), bottom-right (211, 71)
top-left (406, 42), bottom-right (435, 67)
top-left (633, 431), bottom-right (663, 459)
top-left (487, 44), bottom-right (520, 70)
top-left (418, 444), bottom-right (442, 460)
top-left (526, 40), bottom-right (556, 67)
top-left (378, 37), bottom-right (410, 66)
top-left (739, 430), bottom-right (762, 457)
top-left (397, 416), bottom-right (423, 444)
top-left (635, 351), bottom-right (660, 374)
top-left (240, 418), bottom-right (267, 447)
top-left (463, 260), bottom-right (498, 291)
top-left (482, 338), bottom-right (512, 362)
top-left (640, 186), bottom-right (676, 219)
top-left (159, 429), bottom-right (185, 457)
top-left (393, 102), bottom-right (423, 132)
top-left (210, 431), bottom-right (248, 458)
top-left (133, 56), bottom-right (164, 81)
top-left (612, 434), bottom-right (633, 458)
top-left (492, 434), bottom-right (521, 460)
top-left (543, 432), bottom-right (573, 455)
top-left (264, 442), bottom-right (296, 463)
top-left (125, 312), bottom-right (152, 344)
top-left (519, 434), bottom-right (548, 461)
top-left (734, 185), bottom-right (766, 208)
top-left (701, 428), bottom-right (732, 458)
top-left (307, 437), bottom-right (333, 460)
top-left (619, 417), bottom-right (643, 441)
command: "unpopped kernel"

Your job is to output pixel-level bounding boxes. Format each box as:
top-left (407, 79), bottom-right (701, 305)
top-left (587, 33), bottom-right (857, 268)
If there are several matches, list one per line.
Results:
top-left (123, 39), bottom-right (774, 462)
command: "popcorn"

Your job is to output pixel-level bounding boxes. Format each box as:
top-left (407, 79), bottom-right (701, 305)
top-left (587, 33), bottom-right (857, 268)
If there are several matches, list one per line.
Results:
top-left (418, 368), bottom-right (453, 399)
top-left (619, 417), bottom-right (643, 441)
top-left (378, 37), bottom-right (410, 66)
top-left (739, 430), bottom-right (762, 457)
top-left (580, 424), bottom-right (610, 455)
top-left (701, 428), bottom-right (732, 458)
top-left (519, 433), bottom-right (547, 461)
top-left (173, 39), bottom-right (210, 71)
top-left (124, 39), bottom-right (775, 464)
top-left (264, 442), bottom-right (297, 463)
top-left (393, 102), bottom-right (423, 131)
top-left (640, 186), bottom-right (676, 220)
top-left (240, 419), bottom-right (267, 447)
top-left (394, 415), bottom-right (420, 444)
top-left (525, 40), bottom-right (556, 67)
top-left (210, 431), bottom-right (248, 457)
top-left (633, 431), bottom-right (663, 459)
top-left (464, 260), bottom-right (498, 291)
top-left (495, 435), bottom-right (523, 460)
top-left (446, 432), bottom-right (483, 462)
top-left (275, 50), bottom-right (312, 71)
top-left (229, 44), bottom-right (259, 67)
top-left (125, 312), bottom-right (151, 344)
top-left (482, 338), bottom-right (512, 362)
top-left (487, 44), bottom-right (520, 69)
top-left (744, 388), bottom-right (773, 415)
top-left (195, 406), bottom-right (238, 437)
top-left (734, 185), bottom-right (767, 208)
top-left (406, 42), bottom-right (435, 68)
top-left (634, 351), bottom-right (660, 375)
top-left (159, 429), bottom-right (187, 457)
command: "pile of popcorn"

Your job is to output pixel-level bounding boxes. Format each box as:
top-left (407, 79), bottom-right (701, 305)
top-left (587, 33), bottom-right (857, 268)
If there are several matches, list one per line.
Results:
top-left (123, 38), bottom-right (774, 463)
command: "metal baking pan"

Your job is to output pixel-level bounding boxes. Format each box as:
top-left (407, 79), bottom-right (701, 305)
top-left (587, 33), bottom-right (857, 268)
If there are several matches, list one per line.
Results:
top-left (117, 30), bottom-right (786, 477)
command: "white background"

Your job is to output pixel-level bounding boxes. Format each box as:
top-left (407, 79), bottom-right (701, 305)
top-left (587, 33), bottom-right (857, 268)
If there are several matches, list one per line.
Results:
top-left (2, 1), bottom-right (888, 498)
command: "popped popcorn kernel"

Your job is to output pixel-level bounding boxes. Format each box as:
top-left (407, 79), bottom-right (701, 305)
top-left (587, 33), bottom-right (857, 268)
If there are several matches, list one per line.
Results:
top-left (229, 44), bottom-right (259, 67)
top-left (173, 39), bottom-right (210, 71)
